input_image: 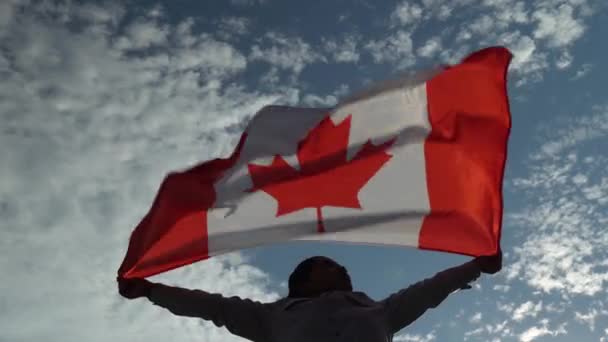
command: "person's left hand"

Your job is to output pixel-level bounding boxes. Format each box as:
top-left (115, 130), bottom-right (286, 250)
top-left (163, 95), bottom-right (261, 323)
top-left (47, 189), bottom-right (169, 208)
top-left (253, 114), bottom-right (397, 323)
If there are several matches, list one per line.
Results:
top-left (474, 250), bottom-right (503, 274)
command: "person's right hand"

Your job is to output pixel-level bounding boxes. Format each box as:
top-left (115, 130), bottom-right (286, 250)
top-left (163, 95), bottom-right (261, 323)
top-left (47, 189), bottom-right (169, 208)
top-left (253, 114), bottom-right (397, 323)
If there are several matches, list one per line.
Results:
top-left (117, 277), bottom-right (153, 299)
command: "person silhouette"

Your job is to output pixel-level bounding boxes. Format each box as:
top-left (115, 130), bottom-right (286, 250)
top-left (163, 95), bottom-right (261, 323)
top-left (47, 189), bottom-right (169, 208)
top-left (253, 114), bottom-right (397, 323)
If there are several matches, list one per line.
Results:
top-left (118, 252), bottom-right (501, 341)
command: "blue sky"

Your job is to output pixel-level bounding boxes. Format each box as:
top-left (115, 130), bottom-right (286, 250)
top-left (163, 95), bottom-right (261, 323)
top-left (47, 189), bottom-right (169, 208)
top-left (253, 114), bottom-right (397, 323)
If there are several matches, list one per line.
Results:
top-left (1, 0), bottom-right (607, 341)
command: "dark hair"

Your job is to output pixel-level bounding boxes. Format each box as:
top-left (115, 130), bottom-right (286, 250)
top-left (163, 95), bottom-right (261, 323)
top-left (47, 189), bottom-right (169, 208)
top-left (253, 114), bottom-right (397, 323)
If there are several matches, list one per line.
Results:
top-left (287, 256), bottom-right (352, 298)
top-left (288, 256), bottom-right (320, 298)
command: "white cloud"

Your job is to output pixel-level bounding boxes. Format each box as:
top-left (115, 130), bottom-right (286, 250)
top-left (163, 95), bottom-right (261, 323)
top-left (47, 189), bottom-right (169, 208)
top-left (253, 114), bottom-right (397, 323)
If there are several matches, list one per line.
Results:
top-left (575, 309), bottom-right (599, 331)
top-left (499, 32), bottom-right (548, 85)
top-left (583, 184), bottom-right (605, 201)
top-left (302, 94), bottom-right (338, 107)
top-left (115, 20), bottom-right (169, 50)
top-left (464, 327), bottom-right (484, 338)
top-left (507, 213), bottom-right (608, 295)
top-left (469, 312), bottom-right (483, 324)
top-left (174, 18), bottom-right (197, 47)
top-left (572, 173), bottom-right (588, 185)
top-left (419, 0), bottom-right (461, 20)
top-left (0, 2), bottom-right (286, 341)
top-left (506, 105), bottom-right (608, 299)
top-left (455, 29), bottom-right (472, 42)
top-left (375, 0), bottom-right (597, 85)
top-left (490, 320), bottom-right (510, 336)
top-left (250, 32), bottom-right (325, 75)
top-left (465, 318), bottom-right (512, 340)
top-left (323, 35), bottom-right (360, 63)
top-left (493, 284), bottom-right (511, 292)
top-left (535, 106), bottom-right (608, 158)
top-left (484, 0), bottom-right (529, 26)
top-left (497, 302), bottom-right (515, 314)
top-left (512, 301), bottom-right (543, 321)
top-left (301, 84), bottom-right (351, 107)
top-left (556, 50), bottom-right (573, 69)
top-left (519, 322), bottom-right (566, 342)
top-left (172, 34), bottom-right (248, 74)
top-left (533, 3), bottom-right (586, 48)
top-left (571, 63), bottom-right (593, 80)
top-left (333, 83), bottom-right (350, 98)
top-left (417, 37), bottom-right (442, 58)
top-left (469, 14), bottom-right (496, 35)
top-left (218, 16), bottom-right (252, 39)
top-left (365, 30), bottom-right (415, 68)
top-left (394, 331), bottom-right (436, 342)
top-left (392, 2), bottom-right (423, 26)
top-left (435, 4), bottom-right (453, 20)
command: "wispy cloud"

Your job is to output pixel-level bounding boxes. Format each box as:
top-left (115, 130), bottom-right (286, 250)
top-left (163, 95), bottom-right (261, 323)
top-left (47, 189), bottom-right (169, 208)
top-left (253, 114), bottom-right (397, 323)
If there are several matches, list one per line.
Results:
top-left (250, 32), bottom-right (326, 75)
top-left (381, 0), bottom-right (597, 85)
top-left (556, 50), bottom-right (574, 69)
top-left (532, 3), bottom-right (587, 48)
top-left (323, 35), bottom-right (361, 63)
top-left (417, 36), bottom-right (442, 58)
top-left (392, 2), bottom-right (423, 26)
top-left (365, 30), bottom-right (416, 68)
top-left (512, 301), bottom-right (543, 321)
top-left (217, 16), bottom-right (253, 40)
top-left (115, 19), bottom-right (169, 50)
top-left (0, 2), bottom-right (282, 341)
top-left (469, 312), bottom-right (483, 324)
top-left (452, 103), bottom-right (608, 341)
top-left (394, 331), bottom-right (436, 342)
top-left (502, 104), bottom-right (608, 340)
top-left (519, 320), bottom-right (567, 342)
top-left (575, 308), bottom-right (605, 331)
top-left (464, 319), bottom-right (511, 340)
top-left (571, 63), bottom-right (593, 80)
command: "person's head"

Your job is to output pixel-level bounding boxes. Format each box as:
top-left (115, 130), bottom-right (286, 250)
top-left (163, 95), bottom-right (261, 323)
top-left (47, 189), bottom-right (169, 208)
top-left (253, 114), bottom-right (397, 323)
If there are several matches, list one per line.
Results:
top-left (288, 256), bottom-right (352, 298)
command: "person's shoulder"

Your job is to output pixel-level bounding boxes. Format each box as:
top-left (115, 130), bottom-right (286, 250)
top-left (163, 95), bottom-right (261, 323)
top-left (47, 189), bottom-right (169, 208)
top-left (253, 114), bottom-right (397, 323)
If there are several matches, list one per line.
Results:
top-left (268, 297), bottom-right (309, 311)
top-left (345, 291), bottom-right (378, 306)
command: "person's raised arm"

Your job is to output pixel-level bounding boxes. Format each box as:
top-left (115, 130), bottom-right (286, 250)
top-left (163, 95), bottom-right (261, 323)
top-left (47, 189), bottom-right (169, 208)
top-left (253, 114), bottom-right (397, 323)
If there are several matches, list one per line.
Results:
top-left (117, 277), bottom-right (271, 342)
top-left (380, 252), bottom-right (502, 334)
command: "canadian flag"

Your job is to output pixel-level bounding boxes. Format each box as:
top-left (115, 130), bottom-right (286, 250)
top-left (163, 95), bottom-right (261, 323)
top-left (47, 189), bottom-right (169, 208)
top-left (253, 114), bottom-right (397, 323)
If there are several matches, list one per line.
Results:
top-left (118, 47), bottom-right (512, 279)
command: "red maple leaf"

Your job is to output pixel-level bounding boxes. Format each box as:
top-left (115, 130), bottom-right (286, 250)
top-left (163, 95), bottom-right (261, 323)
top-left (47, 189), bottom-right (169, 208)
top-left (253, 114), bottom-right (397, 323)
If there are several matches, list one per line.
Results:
top-left (247, 115), bottom-right (395, 233)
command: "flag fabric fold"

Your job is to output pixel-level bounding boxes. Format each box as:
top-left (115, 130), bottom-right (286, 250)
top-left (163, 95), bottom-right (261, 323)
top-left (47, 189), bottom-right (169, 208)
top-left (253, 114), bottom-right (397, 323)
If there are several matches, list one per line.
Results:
top-left (118, 46), bottom-right (512, 279)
